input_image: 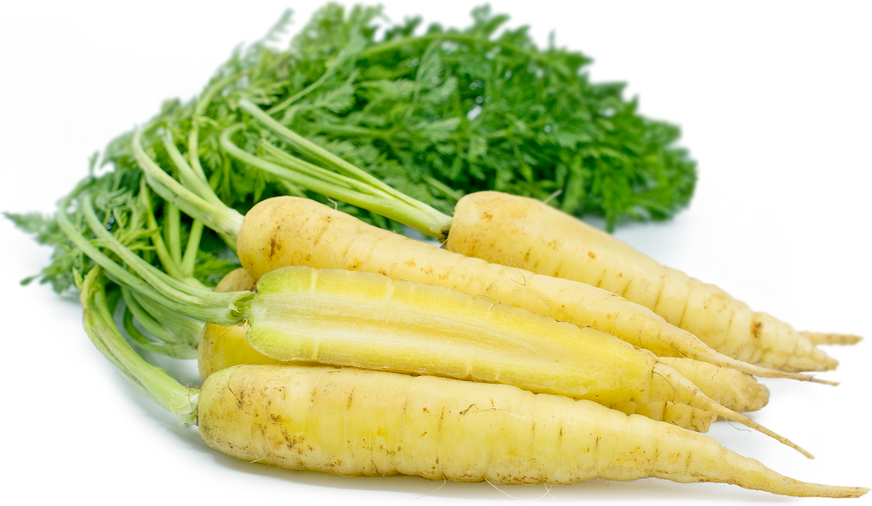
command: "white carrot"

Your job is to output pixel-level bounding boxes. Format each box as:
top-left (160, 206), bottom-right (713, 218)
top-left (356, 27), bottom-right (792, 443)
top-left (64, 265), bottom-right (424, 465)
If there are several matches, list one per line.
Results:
top-left (60, 204), bottom-right (810, 456)
top-left (200, 364), bottom-right (866, 498)
top-left (445, 192), bottom-right (843, 372)
top-left (224, 102), bottom-right (852, 373)
top-left (236, 196), bottom-right (832, 386)
top-left (76, 266), bottom-right (867, 499)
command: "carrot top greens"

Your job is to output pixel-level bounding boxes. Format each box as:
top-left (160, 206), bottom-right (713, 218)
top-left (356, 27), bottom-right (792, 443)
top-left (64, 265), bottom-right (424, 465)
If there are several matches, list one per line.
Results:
top-left (8, 3), bottom-right (696, 294)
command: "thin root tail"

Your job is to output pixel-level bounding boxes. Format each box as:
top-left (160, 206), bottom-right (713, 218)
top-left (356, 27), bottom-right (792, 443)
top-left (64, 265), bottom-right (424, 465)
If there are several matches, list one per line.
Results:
top-left (704, 401), bottom-right (814, 459)
top-left (801, 331), bottom-right (864, 346)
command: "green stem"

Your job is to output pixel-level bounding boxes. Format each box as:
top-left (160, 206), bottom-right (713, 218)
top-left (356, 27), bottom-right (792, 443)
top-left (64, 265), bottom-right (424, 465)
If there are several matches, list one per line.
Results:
top-left (134, 290), bottom-right (204, 346)
top-left (80, 267), bottom-right (199, 425)
top-left (259, 142), bottom-right (384, 196)
top-left (181, 220), bottom-right (205, 279)
top-left (132, 129), bottom-right (244, 243)
top-left (59, 199), bottom-right (194, 308)
top-left (163, 131), bottom-right (224, 207)
top-left (166, 202), bottom-right (183, 266)
top-left (122, 305), bottom-right (198, 360)
top-left (160, 132), bottom-right (227, 283)
top-left (58, 193), bottom-right (247, 326)
top-left (82, 195), bottom-right (246, 324)
top-left (124, 286), bottom-right (204, 348)
top-left (139, 180), bottom-right (184, 281)
top-left (236, 100), bottom-right (454, 239)
top-left (240, 100), bottom-right (396, 194)
top-left (221, 124), bottom-right (449, 238)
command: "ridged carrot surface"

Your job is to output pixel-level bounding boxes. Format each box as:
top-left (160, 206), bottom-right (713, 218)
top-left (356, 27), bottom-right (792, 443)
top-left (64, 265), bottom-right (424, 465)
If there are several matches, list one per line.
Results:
top-left (199, 365), bottom-right (866, 497)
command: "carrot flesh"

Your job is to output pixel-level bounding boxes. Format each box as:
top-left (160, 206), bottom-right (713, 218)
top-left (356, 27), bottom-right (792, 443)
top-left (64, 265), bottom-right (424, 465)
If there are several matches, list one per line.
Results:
top-left (238, 264), bottom-right (809, 456)
top-left (200, 268), bottom-right (724, 430)
top-left (197, 268), bottom-right (284, 380)
top-left (236, 197), bottom-right (831, 384)
top-left (246, 265), bottom-right (685, 406)
top-left (207, 270), bottom-right (765, 418)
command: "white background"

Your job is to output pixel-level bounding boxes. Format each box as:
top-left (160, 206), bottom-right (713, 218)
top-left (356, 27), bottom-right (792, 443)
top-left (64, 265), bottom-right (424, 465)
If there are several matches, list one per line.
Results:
top-left (1, 1), bottom-right (870, 504)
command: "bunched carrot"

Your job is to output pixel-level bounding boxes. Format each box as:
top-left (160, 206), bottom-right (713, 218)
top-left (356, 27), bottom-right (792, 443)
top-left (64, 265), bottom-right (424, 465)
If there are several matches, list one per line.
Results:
top-left (235, 196), bottom-right (830, 387)
top-left (200, 364), bottom-right (865, 497)
top-left (60, 202), bottom-right (808, 456)
top-left (132, 118), bottom-right (828, 383)
top-left (444, 192), bottom-right (844, 372)
top-left (129, 126), bottom-right (832, 385)
top-left (223, 267), bottom-right (722, 429)
top-left (75, 264), bottom-right (867, 498)
top-left (203, 269), bottom-right (765, 416)
top-left (225, 104), bottom-right (855, 373)
top-left (201, 268), bottom-right (723, 430)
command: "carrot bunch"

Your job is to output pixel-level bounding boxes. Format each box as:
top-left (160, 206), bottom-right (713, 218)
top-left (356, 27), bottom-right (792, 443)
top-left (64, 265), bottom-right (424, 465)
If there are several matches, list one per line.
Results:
top-left (13, 5), bottom-right (866, 500)
top-left (44, 102), bottom-right (867, 497)
top-left (78, 262), bottom-right (864, 497)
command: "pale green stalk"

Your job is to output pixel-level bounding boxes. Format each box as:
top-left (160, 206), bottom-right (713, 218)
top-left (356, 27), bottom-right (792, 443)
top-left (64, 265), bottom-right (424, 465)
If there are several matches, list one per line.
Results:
top-left (158, 132), bottom-right (218, 286)
top-left (239, 99), bottom-right (417, 201)
top-left (223, 106), bottom-right (453, 239)
top-left (221, 128), bottom-right (404, 227)
top-left (162, 131), bottom-right (224, 207)
top-left (139, 181), bottom-right (185, 281)
top-left (132, 129), bottom-right (244, 242)
top-left (124, 287), bottom-right (203, 348)
top-left (166, 202), bottom-right (182, 266)
top-left (180, 220), bottom-right (205, 279)
top-left (58, 194), bottom-right (247, 326)
top-left (80, 267), bottom-right (199, 425)
top-left (122, 305), bottom-right (198, 360)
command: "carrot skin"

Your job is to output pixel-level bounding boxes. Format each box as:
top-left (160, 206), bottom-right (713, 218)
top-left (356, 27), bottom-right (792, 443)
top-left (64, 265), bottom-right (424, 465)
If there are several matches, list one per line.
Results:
top-left (231, 264), bottom-right (809, 456)
top-left (659, 357), bottom-right (769, 413)
top-left (236, 197), bottom-right (828, 382)
top-left (198, 365), bottom-right (867, 497)
top-left (197, 268), bottom-right (284, 380)
top-left (801, 331), bottom-right (863, 346)
top-left (199, 269), bottom-right (720, 430)
top-left (444, 192), bottom-right (838, 372)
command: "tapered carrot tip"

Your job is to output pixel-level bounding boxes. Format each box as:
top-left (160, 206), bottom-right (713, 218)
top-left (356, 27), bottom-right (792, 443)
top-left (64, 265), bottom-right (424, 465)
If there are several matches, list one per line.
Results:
top-left (802, 331), bottom-right (864, 346)
top-left (848, 487), bottom-right (870, 498)
top-left (808, 377), bottom-right (839, 386)
top-left (703, 399), bottom-right (814, 459)
top-left (786, 482), bottom-right (869, 499)
top-left (713, 442), bottom-right (866, 497)
top-left (743, 363), bottom-right (840, 386)
top-left (657, 362), bottom-right (814, 459)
